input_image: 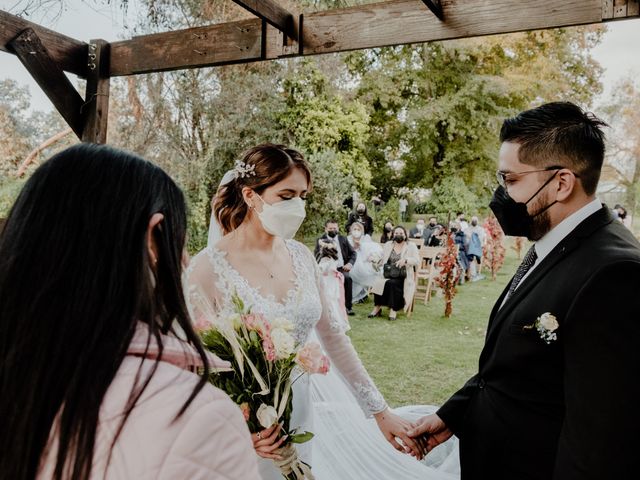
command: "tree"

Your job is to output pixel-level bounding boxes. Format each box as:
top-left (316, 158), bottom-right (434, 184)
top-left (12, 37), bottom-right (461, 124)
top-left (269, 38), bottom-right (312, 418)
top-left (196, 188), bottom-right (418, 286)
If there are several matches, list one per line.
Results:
top-left (600, 76), bottom-right (640, 222)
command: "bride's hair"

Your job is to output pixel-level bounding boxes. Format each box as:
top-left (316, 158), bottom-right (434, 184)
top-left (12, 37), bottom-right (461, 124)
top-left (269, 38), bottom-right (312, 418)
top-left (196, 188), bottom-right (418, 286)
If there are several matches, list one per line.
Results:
top-left (214, 143), bottom-right (312, 235)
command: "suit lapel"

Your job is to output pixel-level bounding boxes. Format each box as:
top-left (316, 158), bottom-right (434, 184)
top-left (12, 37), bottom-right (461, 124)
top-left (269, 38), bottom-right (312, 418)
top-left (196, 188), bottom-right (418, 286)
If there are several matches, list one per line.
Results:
top-left (484, 206), bottom-right (614, 345)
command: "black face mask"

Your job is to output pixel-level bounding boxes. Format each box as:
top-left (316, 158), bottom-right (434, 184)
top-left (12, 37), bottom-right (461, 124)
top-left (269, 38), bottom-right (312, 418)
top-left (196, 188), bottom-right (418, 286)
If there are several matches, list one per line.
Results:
top-left (384, 226), bottom-right (392, 232)
top-left (327, 230), bottom-right (338, 238)
top-left (429, 222), bottom-right (436, 227)
top-left (451, 228), bottom-right (458, 233)
top-left (471, 220), bottom-right (478, 227)
top-left (489, 171), bottom-right (558, 238)
top-left (393, 235), bottom-right (405, 243)
top-left (356, 209), bottom-right (366, 215)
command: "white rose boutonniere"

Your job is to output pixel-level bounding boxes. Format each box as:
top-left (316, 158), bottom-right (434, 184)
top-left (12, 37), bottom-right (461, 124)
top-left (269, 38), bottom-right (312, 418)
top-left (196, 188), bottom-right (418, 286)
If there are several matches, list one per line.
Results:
top-left (525, 312), bottom-right (559, 344)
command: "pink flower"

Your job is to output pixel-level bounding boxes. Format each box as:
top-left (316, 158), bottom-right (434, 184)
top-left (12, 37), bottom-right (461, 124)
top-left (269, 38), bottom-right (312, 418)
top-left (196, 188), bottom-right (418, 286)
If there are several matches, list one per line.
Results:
top-left (296, 342), bottom-right (330, 375)
top-left (240, 402), bottom-right (251, 422)
top-left (318, 355), bottom-right (330, 375)
top-left (260, 330), bottom-right (277, 362)
top-left (242, 313), bottom-right (266, 332)
top-left (194, 314), bottom-right (213, 332)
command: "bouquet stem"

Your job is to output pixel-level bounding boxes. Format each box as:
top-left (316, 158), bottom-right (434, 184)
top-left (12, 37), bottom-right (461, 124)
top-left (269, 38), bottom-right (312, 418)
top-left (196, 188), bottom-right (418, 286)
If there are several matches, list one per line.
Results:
top-left (274, 443), bottom-right (315, 479)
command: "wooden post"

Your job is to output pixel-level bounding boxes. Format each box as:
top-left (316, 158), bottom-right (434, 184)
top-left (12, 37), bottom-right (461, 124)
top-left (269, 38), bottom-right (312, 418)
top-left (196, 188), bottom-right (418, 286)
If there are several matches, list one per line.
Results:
top-left (8, 28), bottom-right (85, 138)
top-left (82, 39), bottom-right (110, 144)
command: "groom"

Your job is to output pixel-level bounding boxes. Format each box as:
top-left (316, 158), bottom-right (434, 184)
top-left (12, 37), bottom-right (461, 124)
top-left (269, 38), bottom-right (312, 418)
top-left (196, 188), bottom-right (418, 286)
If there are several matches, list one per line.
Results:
top-left (409, 102), bottom-right (640, 479)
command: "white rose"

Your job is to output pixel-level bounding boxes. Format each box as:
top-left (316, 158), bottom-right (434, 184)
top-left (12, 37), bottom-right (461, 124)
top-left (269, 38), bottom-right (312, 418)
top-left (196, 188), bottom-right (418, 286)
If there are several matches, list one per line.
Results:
top-left (256, 403), bottom-right (278, 428)
top-left (538, 313), bottom-right (559, 332)
top-left (271, 316), bottom-right (294, 331)
top-left (271, 328), bottom-right (295, 359)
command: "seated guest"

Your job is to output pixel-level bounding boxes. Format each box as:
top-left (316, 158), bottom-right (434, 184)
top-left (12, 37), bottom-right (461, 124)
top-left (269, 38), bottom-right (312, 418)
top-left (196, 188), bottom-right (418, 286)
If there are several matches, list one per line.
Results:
top-left (426, 224), bottom-right (446, 247)
top-left (345, 202), bottom-right (374, 236)
top-left (423, 217), bottom-right (438, 244)
top-left (409, 218), bottom-right (427, 239)
top-left (314, 219), bottom-right (357, 316)
top-left (347, 221), bottom-right (384, 304)
top-left (380, 220), bottom-right (394, 243)
top-left (368, 226), bottom-right (420, 321)
top-left (0, 144), bottom-right (258, 480)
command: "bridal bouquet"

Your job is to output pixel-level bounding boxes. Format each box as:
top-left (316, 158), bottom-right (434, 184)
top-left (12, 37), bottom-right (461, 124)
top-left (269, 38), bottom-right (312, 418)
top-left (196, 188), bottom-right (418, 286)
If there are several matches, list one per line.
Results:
top-left (190, 289), bottom-right (329, 480)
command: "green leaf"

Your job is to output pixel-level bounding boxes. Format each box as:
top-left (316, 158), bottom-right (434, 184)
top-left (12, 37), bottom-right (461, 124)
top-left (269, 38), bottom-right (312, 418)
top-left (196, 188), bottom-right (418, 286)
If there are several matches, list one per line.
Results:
top-left (289, 431), bottom-right (315, 444)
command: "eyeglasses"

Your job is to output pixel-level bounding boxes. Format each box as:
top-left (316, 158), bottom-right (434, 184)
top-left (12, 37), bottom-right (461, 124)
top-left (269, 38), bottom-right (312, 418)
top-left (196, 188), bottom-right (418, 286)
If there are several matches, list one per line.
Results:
top-left (495, 166), bottom-right (565, 191)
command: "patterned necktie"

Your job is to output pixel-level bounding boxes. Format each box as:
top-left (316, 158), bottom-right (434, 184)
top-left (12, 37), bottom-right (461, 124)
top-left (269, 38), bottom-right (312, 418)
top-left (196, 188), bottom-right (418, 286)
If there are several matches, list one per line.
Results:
top-left (506, 245), bottom-right (537, 299)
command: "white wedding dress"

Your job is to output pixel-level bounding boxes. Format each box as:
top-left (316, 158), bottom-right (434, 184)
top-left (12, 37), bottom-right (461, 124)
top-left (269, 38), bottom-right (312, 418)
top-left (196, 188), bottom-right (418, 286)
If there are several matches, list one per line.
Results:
top-left (188, 239), bottom-right (459, 480)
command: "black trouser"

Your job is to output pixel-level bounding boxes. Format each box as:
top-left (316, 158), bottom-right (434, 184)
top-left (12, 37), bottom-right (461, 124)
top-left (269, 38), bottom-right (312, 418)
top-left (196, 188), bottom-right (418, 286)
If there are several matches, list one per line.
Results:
top-left (338, 269), bottom-right (353, 310)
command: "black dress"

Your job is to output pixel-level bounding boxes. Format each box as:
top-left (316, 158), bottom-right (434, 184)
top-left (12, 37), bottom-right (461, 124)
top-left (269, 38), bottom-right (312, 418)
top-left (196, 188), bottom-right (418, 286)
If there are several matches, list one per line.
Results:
top-left (374, 249), bottom-right (405, 311)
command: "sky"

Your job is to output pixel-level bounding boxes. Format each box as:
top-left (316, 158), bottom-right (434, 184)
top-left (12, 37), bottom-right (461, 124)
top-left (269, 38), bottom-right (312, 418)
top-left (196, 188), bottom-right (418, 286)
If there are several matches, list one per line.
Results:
top-left (1, 1), bottom-right (639, 113)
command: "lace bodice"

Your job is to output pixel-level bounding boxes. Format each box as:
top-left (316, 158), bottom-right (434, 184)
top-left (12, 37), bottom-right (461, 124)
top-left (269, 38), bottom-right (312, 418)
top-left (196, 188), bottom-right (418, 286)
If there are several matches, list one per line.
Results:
top-left (187, 239), bottom-right (387, 416)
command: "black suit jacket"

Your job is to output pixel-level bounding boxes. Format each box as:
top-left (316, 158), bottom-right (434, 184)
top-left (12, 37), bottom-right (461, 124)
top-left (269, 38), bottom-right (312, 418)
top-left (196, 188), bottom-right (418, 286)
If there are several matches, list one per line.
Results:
top-left (438, 207), bottom-right (640, 480)
top-left (314, 234), bottom-right (357, 268)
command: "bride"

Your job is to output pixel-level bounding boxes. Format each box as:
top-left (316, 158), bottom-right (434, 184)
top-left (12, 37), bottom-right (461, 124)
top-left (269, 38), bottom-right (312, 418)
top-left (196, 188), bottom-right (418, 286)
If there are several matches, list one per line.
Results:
top-left (187, 144), bottom-right (458, 479)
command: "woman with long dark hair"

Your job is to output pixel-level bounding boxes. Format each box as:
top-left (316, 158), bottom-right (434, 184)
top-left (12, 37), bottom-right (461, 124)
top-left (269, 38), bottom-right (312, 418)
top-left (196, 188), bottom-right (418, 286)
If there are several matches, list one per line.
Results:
top-left (0, 144), bottom-right (257, 480)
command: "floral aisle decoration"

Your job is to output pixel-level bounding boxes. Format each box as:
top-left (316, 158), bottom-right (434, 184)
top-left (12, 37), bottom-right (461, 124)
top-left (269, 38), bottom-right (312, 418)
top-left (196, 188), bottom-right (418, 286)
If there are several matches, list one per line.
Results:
top-left (482, 215), bottom-right (506, 280)
top-left (435, 228), bottom-right (460, 318)
top-left (191, 290), bottom-right (330, 479)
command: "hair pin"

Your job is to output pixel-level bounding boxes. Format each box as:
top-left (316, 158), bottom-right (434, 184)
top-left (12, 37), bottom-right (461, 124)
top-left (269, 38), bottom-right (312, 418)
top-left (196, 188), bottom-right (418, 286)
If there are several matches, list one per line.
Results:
top-left (234, 160), bottom-right (256, 178)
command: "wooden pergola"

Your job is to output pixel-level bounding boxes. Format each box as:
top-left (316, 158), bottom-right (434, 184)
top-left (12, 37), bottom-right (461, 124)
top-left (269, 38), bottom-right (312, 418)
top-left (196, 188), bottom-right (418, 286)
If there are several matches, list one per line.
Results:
top-left (1, 0), bottom-right (638, 145)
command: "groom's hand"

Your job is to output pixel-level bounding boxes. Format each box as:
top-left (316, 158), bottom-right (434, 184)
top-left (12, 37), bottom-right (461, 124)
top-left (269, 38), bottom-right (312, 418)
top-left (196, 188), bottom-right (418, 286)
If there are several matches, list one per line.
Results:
top-left (408, 414), bottom-right (453, 453)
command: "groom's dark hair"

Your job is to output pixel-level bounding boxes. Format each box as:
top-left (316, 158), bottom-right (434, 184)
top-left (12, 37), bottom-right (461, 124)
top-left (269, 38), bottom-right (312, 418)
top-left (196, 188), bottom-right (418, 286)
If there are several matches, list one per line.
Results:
top-left (500, 101), bottom-right (608, 196)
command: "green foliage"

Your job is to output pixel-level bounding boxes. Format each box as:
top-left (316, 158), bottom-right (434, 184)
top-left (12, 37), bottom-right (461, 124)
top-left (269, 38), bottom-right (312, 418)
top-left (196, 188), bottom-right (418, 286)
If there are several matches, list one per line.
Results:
top-left (373, 197), bottom-right (400, 230)
top-left (428, 177), bottom-right (479, 219)
top-left (0, 178), bottom-right (25, 218)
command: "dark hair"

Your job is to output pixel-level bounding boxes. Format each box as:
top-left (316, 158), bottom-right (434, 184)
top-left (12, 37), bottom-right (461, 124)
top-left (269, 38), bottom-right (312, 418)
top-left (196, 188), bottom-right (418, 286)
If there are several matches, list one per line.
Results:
top-left (325, 219), bottom-right (338, 227)
top-left (500, 101), bottom-right (608, 195)
top-left (0, 144), bottom-right (209, 480)
top-left (214, 144), bottom-right (311, 235)
top-left (393, 225), bottom-right (408, 240)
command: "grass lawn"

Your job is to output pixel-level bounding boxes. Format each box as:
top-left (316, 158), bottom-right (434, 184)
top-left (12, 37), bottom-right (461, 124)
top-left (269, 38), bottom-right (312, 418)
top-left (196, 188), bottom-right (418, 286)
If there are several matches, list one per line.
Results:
top-left (346, 248), bottom-right (522, 407)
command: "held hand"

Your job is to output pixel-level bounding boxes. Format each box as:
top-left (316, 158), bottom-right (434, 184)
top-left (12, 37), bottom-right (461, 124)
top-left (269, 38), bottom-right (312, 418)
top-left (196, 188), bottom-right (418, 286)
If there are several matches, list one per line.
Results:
top-left (252, 423), bottom-right (288, 460)
top-left (374, 408), bottom-right (427, 460)
top-left (342, 263), bottom-right (353, 272)
top-left (395, 259), bottom-right (407, 267)
top-left (407, 414), bottom-right (453, 453)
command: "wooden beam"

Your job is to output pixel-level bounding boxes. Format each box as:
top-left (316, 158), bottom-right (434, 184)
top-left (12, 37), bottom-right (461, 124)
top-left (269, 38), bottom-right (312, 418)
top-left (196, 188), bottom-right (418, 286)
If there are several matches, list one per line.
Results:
top-left (0, 10), bottom-right (88, 77)
top-left (602, 0), bottom-right (640, 18)
top-left (421, 0), bottom-right (444, 20)
top-left (82, 39), bottom-right (110, 144)
top-left (302, 0), bottom-right (605, 55)
top-left (9, 28), bottom-right (85, 138)
top-left (109, 18), bottom-right (262, 76)
top-left (232, 0), bottom-right (297, 41)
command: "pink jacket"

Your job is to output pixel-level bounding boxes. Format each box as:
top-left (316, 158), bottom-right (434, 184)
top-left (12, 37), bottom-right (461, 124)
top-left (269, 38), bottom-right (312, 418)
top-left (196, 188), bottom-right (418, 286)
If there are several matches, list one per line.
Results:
top-left (39, 324), bottom-right (259, 479)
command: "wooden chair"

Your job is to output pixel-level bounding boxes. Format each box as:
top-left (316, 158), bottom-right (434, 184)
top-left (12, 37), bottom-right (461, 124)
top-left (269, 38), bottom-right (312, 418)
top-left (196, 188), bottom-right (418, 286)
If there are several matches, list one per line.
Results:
top-left (408, 238), bottom-right (423, 250)
top-left (413, 246), bottom-right (445, 305)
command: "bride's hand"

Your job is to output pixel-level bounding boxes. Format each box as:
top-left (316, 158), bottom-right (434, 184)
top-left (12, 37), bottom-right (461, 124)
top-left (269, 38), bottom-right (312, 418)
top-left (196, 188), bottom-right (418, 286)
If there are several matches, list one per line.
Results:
top-left (252, 423), bottom-right (288, 460)
top-left (373, 408), bottom-right (426, 460)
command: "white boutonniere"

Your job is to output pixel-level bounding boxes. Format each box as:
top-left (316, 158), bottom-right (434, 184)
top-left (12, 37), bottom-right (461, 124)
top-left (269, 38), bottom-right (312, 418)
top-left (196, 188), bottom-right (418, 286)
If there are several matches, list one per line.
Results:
top-left (524, 312), bottom-right (559, 344)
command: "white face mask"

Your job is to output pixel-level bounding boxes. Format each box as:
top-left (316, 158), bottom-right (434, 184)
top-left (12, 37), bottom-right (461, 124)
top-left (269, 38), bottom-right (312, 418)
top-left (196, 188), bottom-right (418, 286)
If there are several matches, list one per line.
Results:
top-left (255, 193), bottom-right (306, 239)
top-left (352, 230), bottom-right (363, 239)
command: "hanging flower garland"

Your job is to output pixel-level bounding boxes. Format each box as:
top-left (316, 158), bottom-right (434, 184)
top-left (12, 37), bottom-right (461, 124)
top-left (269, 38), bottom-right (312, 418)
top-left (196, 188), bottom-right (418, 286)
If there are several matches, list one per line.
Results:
top-left (435, 229), bottom-right (460, 318)
top-left (482, 215), bottom-right (506, 280)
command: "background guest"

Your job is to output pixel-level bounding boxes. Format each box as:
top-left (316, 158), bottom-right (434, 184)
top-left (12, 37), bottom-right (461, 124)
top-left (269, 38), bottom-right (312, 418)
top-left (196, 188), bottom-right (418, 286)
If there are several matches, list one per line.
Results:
top-left (346, 202), bottom-right (374, 236)
top-left (380, 221), bottom-right (394, 243)
top-left (465, 215), bottom-right (486, 281)
top-left (369, 226), bottom-right (419, 321)
top-left (409, 218), bottom-right (427, 239)
top-left (348, 222), bottom-right (384, 304)
top-left (315, 219), bottom-right (357, 316)
top-left (0, 144), bottom-right (258, 480)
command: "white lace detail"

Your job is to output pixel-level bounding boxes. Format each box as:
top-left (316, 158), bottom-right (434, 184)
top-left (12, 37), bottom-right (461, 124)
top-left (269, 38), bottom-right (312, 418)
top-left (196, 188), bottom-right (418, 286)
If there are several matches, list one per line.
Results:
top-left (187, 239), bottom-right (387, 417)
top-left (354, 380), bottom-right (388, 415)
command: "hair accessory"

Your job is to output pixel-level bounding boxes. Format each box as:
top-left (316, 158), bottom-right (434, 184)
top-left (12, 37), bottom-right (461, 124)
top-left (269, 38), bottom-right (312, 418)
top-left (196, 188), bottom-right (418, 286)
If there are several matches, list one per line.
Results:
top-left (234, 160), bottom-right (256, 179)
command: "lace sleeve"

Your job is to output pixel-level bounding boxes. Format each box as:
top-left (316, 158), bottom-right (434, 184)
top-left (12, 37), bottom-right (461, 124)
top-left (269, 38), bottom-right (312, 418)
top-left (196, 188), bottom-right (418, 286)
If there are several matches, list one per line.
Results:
top-left (301, 245), bottom-right (388, 417)
top-left (185, 248), bottom-right (225, 329)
